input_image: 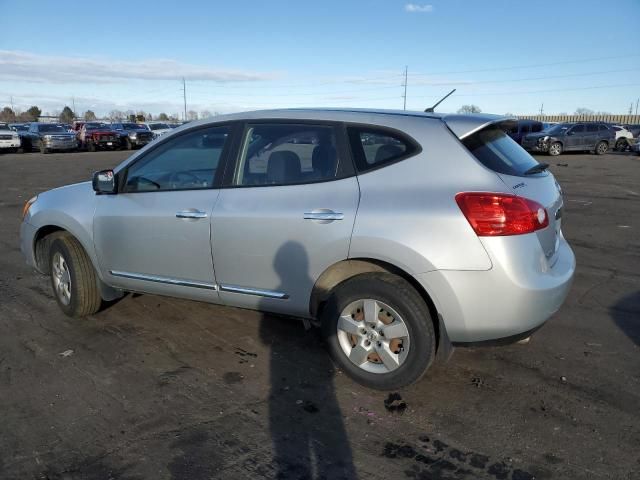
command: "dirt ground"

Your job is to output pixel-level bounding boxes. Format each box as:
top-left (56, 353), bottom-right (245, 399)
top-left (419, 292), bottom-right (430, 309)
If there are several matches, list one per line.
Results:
top-left (0, 149), bottom-right (639, 480)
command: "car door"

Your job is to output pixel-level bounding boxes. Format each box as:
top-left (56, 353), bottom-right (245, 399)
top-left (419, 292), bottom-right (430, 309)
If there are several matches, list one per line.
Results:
top-left (565, 124), bottom-right (585, 150)
top-left (210, 122), bottom-right (360, 318)
top-left (93, 124), bottom-right (236, 303)
top-left (584, 123), bottom-right (599, 149)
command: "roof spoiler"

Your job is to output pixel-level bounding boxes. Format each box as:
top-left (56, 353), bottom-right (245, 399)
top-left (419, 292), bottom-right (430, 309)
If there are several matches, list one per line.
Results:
top-left (442, 114), bottom-right (518, 139)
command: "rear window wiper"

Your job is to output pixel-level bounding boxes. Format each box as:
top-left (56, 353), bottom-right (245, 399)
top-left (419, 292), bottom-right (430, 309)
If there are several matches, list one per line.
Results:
top-left (524, 162), bottom-right (549, 175)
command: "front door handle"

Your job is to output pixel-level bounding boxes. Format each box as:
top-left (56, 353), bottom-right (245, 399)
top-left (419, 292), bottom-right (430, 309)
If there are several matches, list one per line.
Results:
top-left (303, 210), bottom-right (344, 222)
top-left (176, 209), bottom-right (207, 219)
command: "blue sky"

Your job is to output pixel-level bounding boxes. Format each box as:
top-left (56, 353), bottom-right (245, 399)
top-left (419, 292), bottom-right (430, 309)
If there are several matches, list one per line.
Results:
top-left (1, 0), bottom-right (639, 118)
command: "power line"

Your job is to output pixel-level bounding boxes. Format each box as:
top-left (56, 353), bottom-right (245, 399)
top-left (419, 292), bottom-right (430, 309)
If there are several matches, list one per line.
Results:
top-left (409, 54), bottom-right (640, 76)
top-left (182, 78), bottom-right (187, 121)
top-left (402, 66), bottom-right (408, 110)
top-left (410, 82), bottom-right (640, 98)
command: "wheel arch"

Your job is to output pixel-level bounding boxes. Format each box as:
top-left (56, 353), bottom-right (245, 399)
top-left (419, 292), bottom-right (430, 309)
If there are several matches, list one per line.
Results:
top-left (310, 258), bottom-right (445, 351)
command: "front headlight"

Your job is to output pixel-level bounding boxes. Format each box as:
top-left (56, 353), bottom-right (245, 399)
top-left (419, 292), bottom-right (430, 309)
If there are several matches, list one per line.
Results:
top-left (129, 132), bottom-right (137, 138)
top-left (44, 135), bottom-right (52, 140)
top-left (22, 195), bottom-right (38, 220)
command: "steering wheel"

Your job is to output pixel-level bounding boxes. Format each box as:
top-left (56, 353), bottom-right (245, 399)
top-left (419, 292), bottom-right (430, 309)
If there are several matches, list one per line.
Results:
top-left (169, 171), bottom-right (201, 189)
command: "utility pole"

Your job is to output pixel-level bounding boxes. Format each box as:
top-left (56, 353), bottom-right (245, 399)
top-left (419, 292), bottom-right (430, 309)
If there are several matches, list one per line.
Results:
top-left (72, 97), bottom-right (76, 117)
top-left (539, 103), bottom-right (544, 116)
top-left (635, 98), bottom-right (639, 116)
top-left (402, 66), bottom-right (408, 111)
top-left (182, 78), bottom-right (187, 121)
top-left (10, 95), bottom-right (14, 111)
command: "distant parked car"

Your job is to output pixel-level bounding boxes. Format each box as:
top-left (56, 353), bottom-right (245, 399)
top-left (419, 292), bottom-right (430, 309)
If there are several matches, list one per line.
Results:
top-left (9, 123), bottom-right (31, 152)
top-left (110, 122), bottom-right (154, 150)
top-left (145, 122), bottom-right (172, 139)
top-left (0, 123), bottom-right (21, 153)
top-left (522, 122), bottom-right (614, 156)
top-left (506, 120), bottom-right (544, 145)
top-left (611, 125), bottom-right (634, 151)
top-left (78, 123), bottom-right (122, 151)
top-left (23, 123), bottom-right (78, 153)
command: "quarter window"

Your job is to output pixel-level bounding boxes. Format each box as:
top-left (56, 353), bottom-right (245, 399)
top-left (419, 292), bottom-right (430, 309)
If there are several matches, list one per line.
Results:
top-left (347, 127), bottom-right (416, 172)
top-left (124, 126), bottom-right (230, 192)
top-left (233, 124), bottom-right (341, 186)
top-left (586, 124), bottom-right (598, 132)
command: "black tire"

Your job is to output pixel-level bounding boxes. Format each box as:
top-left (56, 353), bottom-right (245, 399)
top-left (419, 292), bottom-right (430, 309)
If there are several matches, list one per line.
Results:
top-left (595, 141), bottom-right (608, 155)
top-left (615, 138), bottom-right (627, 152)
top-left (124, 138), bottom-right (132, 150)
top-left (49, 234), bottom-right (102, 317)
top-left (320, 273), bottom-right (436, 390)
top-left (548, 142), bottom-right (562, 156)
top-left (21, 139), bottom-right (31, 152)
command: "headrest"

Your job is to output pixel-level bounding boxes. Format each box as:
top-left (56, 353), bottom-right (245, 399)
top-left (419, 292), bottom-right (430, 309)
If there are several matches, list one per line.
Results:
top-left (267, 150), bottom-right (301, 184)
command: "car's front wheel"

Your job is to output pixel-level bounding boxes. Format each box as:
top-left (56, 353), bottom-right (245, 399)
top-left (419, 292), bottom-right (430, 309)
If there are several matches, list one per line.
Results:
top-left (548, 142), bottom-right (562, 156)
top-left (49, 234), bottom-right (102, 317)
top-left (321, 273), bottom-right (435, 390)
top-left (615, 138), bottom-right (628, 151)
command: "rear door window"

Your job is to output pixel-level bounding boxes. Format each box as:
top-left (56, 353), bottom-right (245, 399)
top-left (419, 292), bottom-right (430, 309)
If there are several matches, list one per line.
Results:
top-left (347, 127), bottom-right (418, 172)
top-left (586, 124), bottom-right (598, 132)
top-left (462, 126), bottom-right (541, 177)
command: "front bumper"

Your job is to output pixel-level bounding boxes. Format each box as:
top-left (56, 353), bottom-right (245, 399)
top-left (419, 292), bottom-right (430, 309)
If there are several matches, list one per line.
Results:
top-left (522, 141), bottom-right (548, 152)
top-left (20, 221), bottom-right (38, 270)
top-left (417, 233), bottom-right (575, 343)
top-left (0, 138), bottom-right (21, 149)
top-left (44, 138), bottom-right (78, 150)
top-left (130, 136), bottom-right (152, 146)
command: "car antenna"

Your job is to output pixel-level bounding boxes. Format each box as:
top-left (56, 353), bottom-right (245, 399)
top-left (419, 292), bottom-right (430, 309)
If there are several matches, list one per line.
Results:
top-left (424, 89), bottom-right (456, 113)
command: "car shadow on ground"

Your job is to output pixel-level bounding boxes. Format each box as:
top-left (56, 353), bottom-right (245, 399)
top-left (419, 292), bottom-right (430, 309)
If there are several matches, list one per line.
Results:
top-left (610, 290), bottom-right (640, 346)
top-left (258, 241), bottom-right (358, 479)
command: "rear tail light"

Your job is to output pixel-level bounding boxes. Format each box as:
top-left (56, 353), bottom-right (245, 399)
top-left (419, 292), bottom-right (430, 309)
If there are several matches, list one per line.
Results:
top-left (455, 192), bottom-right (548, 236)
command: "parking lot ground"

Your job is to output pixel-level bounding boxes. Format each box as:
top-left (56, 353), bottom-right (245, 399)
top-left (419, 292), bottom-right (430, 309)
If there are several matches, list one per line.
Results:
top-left (1, 150), bottom-right (639, 480)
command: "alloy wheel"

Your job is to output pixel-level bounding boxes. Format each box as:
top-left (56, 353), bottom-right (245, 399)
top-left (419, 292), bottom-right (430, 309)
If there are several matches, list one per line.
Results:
top-left (52, 252), bottom-right (72, 305)
top-left (336, 299), bottom-right (410, 374)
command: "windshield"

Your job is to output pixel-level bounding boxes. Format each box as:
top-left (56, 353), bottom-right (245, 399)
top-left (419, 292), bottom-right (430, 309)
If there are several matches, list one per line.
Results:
top-left (39, 125), bottom-right (67, 133)
top-left (462, 126), bottom-right (541, 177)
top-left (12, 124), bottom-right (29, 131)
top-left (149, 123), bottom-right (169, 130)
top-left (546, 124), bottom-right (572, 135)
top-left (86, 123), bottom-right (108, 130)
top-left (122, 123), bottom-right (146, 130)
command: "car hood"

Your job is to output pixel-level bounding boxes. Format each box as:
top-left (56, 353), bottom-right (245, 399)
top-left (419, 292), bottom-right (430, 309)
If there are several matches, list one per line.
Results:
top-left (524, 132), bottom-right (550, 140)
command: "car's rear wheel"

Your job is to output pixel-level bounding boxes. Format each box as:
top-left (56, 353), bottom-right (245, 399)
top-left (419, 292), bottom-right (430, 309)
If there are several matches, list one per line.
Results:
top-left (49, 235), bottom-right (102, 317)
top-left (595, 141), bottom-right (608, 155)
top-left (321, 273), bottom-right (435, 390)
top-left (548, 142), bottom-right (562, 156)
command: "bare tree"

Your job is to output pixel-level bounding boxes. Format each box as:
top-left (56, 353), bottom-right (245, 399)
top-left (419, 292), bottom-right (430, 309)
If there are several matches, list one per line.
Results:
top-left (200, 110), bottom-right (212, 119)
top-left (0, 106), bottom-right (16, 122)
top-left (457, 104), bottom-right (482, 114)
top-left (187, 110), bottom-right (198, 121)
top-left (108, 110), bottom-right (125, 121)
top-left (574, 107), bottom-right (594, 115)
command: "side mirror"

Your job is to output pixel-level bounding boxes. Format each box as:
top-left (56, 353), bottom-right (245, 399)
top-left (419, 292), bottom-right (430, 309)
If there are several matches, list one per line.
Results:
top-left (92, 170), bottom-right (117, 194)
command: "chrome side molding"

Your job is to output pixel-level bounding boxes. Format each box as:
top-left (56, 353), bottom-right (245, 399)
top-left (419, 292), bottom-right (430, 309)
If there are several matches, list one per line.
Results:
top-left (110, 270), bottom-right (217, 290)
top-left (219, 284), bottom-right (289, 299)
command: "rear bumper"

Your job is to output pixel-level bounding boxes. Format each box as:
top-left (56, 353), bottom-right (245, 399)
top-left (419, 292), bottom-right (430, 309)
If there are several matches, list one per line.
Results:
top-left (417, 233), bottom-right (575, 343)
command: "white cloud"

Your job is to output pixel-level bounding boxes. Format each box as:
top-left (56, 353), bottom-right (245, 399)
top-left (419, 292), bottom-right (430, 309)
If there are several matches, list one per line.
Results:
top-left (404, 3), bottom-right (433, 13)
top-left (0, 50), bottom-right (277, 84)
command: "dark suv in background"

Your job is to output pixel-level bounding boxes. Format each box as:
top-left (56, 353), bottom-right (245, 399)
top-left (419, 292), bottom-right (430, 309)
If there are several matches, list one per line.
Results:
top-left (110, 122), bottom-right (154, 149)
top-left (522, 122), bottom-right (614, 156)
top-left (506, 119), bottom-right (544, 145)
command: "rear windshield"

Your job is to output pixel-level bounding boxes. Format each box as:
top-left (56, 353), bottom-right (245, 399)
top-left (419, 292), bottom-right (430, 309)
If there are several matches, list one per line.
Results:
top-left (462, 126), bottom-right (541, 177)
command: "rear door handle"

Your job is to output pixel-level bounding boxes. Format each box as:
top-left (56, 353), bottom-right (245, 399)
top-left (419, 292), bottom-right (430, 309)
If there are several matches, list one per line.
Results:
top-left (176, 209), bottom-right (208, 219)
top-left (303, 210), bottom-right (344, 222)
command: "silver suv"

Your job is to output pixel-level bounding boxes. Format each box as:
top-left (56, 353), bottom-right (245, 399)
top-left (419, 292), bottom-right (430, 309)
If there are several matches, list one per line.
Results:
top-left (20, 109), bottom-right (576, 390)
